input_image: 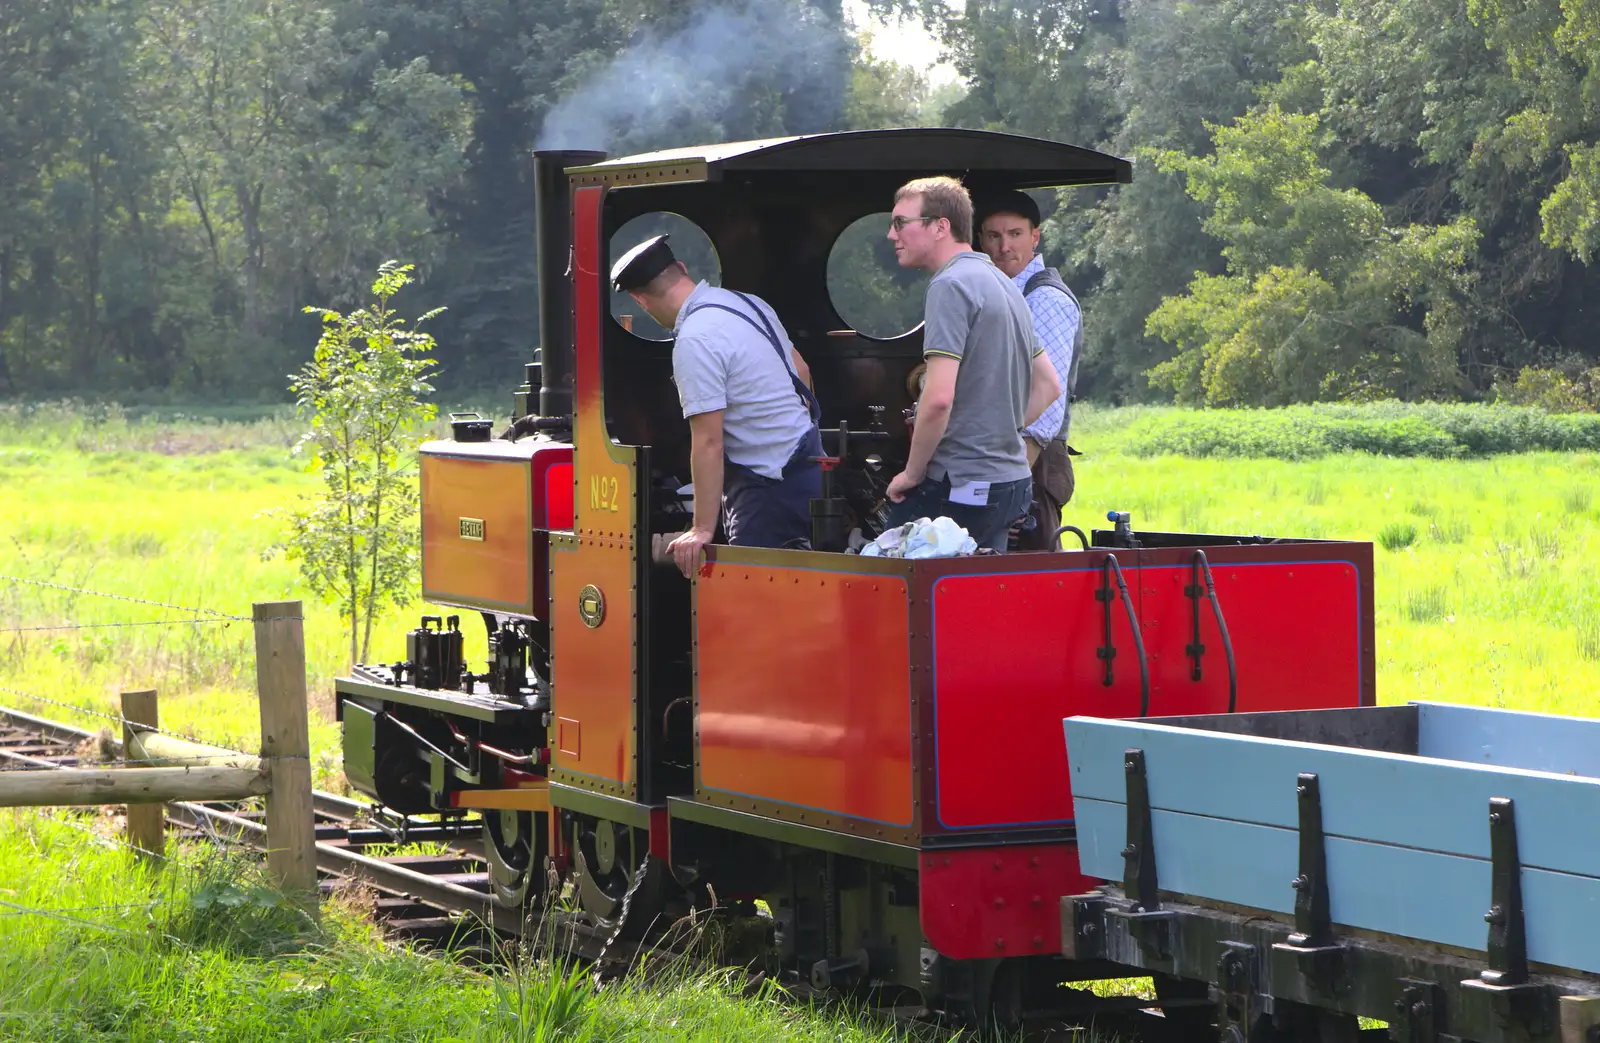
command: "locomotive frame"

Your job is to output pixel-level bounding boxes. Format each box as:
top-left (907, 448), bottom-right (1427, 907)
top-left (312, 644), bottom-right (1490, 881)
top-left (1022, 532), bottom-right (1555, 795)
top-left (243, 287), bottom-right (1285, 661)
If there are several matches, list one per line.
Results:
top-left (333, 128), bottom-right (1390, 1029)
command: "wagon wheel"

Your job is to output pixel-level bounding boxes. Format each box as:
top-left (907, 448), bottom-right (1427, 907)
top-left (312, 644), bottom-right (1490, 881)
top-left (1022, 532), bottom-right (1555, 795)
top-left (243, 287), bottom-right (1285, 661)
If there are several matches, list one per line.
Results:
top-left (485, 808), bottom-right (546, 908)
top-left (572, 817), bottom-right (666, 940)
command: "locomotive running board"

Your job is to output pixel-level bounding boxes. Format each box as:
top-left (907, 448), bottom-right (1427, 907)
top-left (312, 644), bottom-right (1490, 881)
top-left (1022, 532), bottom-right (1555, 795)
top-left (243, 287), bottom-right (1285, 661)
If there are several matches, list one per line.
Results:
top-left (335, 671), bottom-right (538, 726)
top-left (668, 797), bottom-right (920, 869)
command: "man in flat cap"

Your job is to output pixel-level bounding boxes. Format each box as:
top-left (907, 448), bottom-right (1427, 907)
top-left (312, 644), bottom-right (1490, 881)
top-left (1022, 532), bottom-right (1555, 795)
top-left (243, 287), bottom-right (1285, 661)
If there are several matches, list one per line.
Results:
top-left (976, 189), bottom-right (1082, 550)
top-left (612, 234), bottom-right (822, 577)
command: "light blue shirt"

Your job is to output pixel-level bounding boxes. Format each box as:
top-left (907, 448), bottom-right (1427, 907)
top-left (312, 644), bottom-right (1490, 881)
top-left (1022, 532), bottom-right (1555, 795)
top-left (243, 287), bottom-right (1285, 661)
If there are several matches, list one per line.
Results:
top-left (1013, 255), bottom-right (1079, 445)
top-left (672, 282), bottom-right (814, 481)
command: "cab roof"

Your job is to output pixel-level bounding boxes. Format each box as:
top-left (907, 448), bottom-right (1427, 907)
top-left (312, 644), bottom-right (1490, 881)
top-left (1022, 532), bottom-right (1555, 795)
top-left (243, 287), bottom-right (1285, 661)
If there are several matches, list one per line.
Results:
top-left (564, 128), bottom-right (1132, 190)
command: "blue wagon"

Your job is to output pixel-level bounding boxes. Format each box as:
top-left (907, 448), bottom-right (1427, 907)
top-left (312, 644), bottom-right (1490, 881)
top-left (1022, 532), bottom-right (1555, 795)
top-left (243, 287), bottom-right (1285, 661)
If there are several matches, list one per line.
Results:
top-left (1062, 703), bottom-right (1600, 1043)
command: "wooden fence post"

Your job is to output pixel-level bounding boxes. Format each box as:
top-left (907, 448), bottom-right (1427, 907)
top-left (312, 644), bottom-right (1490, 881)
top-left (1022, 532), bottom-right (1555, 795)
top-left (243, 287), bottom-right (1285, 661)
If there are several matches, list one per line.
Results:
top-left (121, 690), bottom-right (163, 859)
top-left (253, 601), bottom-right (318, 919)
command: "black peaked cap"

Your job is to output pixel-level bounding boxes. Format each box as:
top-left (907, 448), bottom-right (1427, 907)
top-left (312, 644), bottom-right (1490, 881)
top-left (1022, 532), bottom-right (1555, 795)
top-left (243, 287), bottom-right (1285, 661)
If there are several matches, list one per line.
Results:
top-left (610, 234), bottom-right (677, 292)
top-left (974, 188), bottom-right (1042, 229)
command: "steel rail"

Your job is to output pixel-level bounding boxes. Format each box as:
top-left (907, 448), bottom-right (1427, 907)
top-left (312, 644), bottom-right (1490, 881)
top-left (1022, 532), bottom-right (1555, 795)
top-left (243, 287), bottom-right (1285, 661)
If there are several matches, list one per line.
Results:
top-left (161, 799), bottom-right (526, 935)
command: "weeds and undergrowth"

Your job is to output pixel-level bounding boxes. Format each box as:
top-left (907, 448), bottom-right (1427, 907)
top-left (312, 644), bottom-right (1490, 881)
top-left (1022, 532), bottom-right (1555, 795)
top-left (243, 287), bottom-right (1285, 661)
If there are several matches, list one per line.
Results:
top-left (0, 810), bottom-right (952, 1043)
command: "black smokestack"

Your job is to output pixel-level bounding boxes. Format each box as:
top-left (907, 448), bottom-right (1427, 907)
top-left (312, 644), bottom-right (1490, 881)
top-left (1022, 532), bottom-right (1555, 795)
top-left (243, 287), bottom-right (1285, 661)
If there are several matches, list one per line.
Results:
top-left (532, 149), bottom-right (606, 420)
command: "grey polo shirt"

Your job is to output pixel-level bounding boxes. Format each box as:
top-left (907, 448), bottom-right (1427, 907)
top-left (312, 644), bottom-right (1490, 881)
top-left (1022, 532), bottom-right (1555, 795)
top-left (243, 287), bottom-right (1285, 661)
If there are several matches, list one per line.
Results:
top-left (921, 251), bottom-right (1039, 486)
top-left (672, 282), bottom-right (814, 481)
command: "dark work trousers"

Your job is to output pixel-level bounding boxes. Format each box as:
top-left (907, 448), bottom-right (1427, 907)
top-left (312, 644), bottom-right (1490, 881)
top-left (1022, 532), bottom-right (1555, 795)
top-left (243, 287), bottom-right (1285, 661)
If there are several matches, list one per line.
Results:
top-left (721, 426), bottom-right (824, 549)
top-left (884, 473), bottom-right (1034, 552)
top-left (1016, 439), bottom-right (1076, 551)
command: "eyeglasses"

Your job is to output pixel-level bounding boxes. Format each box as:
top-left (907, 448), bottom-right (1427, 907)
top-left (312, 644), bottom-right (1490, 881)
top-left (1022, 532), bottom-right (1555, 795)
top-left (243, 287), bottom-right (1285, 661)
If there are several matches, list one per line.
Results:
top-left (890, 215), bottom-right (939, 232)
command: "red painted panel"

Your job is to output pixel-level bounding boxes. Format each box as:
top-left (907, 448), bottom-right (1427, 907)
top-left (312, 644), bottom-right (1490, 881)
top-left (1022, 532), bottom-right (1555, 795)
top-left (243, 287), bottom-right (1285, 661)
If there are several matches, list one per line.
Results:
top-left (1136, 559), bottom-right (1363, 716)
top-left (696, 565), bottom-right (914, 826)
top-left (931, 564), bottom-right (1144, 831)
top-left (545, 461), bottom-right (575, 530)
top-left (919, 843), bottom-right (1099, 960)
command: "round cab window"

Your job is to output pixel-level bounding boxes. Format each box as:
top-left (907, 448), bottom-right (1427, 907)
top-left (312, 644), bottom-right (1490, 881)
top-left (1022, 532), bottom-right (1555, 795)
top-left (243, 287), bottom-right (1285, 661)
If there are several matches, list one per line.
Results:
top-left (609, 213), bottom-right (720, 341)
top-left (826, 213), bottom-right (930, 341)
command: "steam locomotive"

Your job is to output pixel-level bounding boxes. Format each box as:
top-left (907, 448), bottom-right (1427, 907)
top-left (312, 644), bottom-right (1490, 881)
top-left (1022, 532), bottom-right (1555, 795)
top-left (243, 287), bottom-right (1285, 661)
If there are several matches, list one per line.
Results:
top-left (333, 129), bottom-right (1376, 1027)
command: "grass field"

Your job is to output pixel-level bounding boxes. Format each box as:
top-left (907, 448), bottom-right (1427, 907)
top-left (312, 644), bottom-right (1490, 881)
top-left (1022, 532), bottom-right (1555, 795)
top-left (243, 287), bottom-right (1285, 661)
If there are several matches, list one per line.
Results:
top-left (2, 399), bottom-right (1598, 792)
top-left (2, 398), bottom-right (1595, 1038)
top-left (0, 809), bottom-right (935, 1043)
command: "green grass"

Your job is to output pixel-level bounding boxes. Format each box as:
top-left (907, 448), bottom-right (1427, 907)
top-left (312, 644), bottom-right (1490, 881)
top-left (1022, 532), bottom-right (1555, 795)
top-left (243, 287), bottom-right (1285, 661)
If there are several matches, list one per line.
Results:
top-left (0, 810), bottom-right (934, 1043)
top-left (6, 400), bottom-right (1600, 786)
top-left (0, 404), bottom-right (500, 793)
top-left (1085, 400), bottom-right (1600, 459)
top-left (1064, 407), bottom-right (1600, 717)
top-left (6, 399), bottom-right (1600, 1035)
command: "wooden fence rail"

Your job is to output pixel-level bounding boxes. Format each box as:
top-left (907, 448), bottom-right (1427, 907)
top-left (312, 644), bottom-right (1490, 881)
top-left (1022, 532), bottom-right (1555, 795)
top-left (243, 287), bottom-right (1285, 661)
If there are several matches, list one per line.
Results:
top-left (0, 600), bottom-right (318, 919)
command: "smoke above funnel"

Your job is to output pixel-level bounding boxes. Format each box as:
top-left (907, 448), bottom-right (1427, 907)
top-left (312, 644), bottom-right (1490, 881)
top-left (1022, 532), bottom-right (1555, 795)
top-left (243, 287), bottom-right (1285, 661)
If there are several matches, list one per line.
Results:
top-left (536, 0), bottom-right (851, 155)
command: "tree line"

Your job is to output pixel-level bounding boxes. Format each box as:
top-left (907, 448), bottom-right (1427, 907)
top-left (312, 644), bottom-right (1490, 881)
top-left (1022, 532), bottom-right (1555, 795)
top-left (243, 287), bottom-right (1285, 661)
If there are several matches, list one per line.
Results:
top-left (877, 0), bottom-right (1600, 407)
top-left (8, 0), bottom-right (1600, 408)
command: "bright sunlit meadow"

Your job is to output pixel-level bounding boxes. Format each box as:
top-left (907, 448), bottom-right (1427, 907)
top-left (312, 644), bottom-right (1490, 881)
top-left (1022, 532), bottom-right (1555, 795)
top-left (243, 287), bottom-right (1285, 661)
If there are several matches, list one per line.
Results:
top-left (3, 400), bottom-right (1599, 793)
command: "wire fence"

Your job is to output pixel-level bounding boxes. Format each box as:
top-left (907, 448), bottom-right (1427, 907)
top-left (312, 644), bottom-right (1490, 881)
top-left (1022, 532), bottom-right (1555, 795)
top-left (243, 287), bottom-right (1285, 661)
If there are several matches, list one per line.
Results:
top-left (0, 575), bottom-right (247, 621)
top-left (0, 682), bottom-right (258, 762)
top-left (0, 574), bottom-right (320, 938)
top-left (0, 574), bottom-right (274, 761)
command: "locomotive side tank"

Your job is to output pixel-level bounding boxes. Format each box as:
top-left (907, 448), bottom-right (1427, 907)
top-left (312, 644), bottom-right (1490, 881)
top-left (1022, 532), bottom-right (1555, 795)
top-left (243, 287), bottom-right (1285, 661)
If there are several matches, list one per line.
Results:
top-left (334, 128), bottom-right (1377, 1024)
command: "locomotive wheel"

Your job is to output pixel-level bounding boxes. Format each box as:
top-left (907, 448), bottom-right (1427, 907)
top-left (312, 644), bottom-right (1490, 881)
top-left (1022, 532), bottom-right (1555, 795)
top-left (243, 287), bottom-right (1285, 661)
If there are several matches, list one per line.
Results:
top-left (485, 809), bottom-right (546, 908)
top-left (571, 817), bottom-right (666, 939)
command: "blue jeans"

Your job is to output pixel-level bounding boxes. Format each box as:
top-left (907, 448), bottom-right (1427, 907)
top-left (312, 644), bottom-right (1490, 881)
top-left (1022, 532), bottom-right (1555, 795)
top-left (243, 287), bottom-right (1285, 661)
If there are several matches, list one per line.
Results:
top-left (883, 474), bottom-right (1034, 552)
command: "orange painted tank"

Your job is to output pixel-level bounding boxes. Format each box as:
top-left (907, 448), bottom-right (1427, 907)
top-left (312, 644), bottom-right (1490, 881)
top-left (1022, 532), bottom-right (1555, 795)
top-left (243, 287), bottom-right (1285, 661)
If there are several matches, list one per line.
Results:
top-left (419, 437), bottom-right (574, 619)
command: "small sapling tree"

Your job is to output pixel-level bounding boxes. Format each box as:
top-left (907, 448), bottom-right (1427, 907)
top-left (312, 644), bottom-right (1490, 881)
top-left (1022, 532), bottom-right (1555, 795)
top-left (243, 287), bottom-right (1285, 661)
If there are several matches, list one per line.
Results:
top-left (270, 261), bottom-right (440, 666)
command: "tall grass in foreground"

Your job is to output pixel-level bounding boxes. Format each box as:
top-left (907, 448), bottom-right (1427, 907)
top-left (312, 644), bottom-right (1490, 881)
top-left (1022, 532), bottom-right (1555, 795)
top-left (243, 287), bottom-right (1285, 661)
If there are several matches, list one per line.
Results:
top-left (0, 810), bottom-right (948, 1043)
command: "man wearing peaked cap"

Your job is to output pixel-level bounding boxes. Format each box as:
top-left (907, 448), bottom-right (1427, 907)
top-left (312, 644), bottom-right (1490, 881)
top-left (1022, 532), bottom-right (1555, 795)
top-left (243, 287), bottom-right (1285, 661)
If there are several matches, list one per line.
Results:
top-left (610, 234), bottom-right (678, 293)
top-left (975, 189), bottom-right (1083, 550)
top-left (612, 233), bottom-right (823, 578)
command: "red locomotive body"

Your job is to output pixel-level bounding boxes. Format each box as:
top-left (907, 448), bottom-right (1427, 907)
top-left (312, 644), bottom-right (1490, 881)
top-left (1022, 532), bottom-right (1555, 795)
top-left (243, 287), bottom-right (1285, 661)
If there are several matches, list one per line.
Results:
top-left (334, 129), bottom-right (1376, 1024)
top-left (690, 541), bottom-right (1371, 964)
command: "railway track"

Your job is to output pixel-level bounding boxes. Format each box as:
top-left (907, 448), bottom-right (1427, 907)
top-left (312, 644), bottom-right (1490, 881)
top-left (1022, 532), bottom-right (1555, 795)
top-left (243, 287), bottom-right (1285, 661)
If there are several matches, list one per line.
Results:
top-left (0, 703), bottom-right (528, 954)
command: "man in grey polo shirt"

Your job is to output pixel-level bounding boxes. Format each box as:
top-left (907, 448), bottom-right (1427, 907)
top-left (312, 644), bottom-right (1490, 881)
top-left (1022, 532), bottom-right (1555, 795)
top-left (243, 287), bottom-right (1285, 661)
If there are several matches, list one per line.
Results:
top-left (612, 234), bottom-right (822, 577)
top-left (883, 177), bottom-right (1061, 551)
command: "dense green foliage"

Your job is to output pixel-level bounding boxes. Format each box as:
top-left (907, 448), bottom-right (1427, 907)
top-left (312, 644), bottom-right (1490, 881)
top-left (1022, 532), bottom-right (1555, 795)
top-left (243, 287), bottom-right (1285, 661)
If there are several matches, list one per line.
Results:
top-left (1091, 401), bottom-right (1600, 459)
top-left (15, 0), bottom-right (1600, 405)
top-left (871, 0), bottom-right (1600, 406)
top-left (0, 0), bottom-right (869, 398)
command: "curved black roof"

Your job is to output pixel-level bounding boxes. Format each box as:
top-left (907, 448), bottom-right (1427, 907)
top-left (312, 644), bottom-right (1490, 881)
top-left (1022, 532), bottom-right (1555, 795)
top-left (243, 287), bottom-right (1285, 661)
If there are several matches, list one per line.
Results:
top-left (563, 128), bottom-right (1132, 190)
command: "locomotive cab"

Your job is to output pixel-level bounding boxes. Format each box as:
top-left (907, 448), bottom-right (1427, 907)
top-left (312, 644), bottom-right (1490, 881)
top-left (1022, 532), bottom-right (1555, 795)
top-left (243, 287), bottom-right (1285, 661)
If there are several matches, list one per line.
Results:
top-left (333, 129), bottom-right (1378, 1025)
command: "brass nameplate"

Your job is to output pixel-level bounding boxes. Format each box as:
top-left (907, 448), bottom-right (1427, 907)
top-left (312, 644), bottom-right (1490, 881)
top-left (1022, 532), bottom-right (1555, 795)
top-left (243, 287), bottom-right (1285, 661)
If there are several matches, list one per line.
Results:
top-left (459, 517), bottom-right (485, 541)
top-left (578, 584), bottom-right (606, 628)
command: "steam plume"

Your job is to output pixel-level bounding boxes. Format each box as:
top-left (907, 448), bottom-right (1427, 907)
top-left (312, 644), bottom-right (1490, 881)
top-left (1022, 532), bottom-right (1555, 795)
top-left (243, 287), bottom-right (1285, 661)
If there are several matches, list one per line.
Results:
top-left (537, 0), bottom-right (851, 155)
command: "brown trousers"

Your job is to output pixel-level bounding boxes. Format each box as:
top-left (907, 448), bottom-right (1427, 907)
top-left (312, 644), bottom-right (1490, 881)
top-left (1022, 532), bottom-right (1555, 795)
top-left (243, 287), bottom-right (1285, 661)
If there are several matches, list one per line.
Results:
top-left (1017, 439), bottom-right (1076, 550)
